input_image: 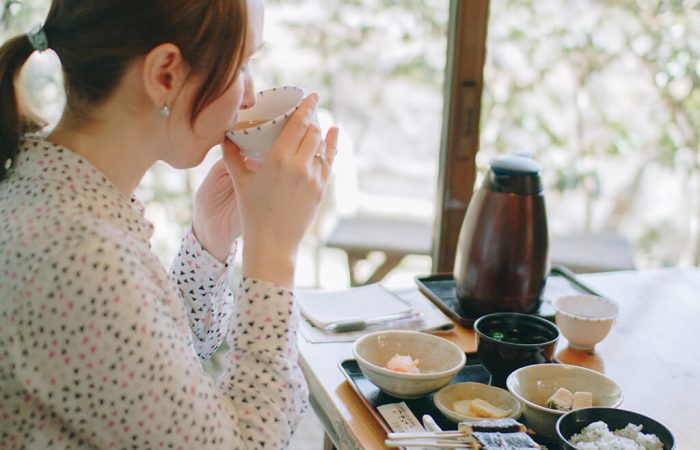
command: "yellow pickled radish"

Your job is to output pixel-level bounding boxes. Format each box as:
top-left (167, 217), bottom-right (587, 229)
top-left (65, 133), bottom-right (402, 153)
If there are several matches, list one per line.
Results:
top-left (470, 398), bottom-right (511, 418)
top-left (452, 399), bottom-right (473, 415)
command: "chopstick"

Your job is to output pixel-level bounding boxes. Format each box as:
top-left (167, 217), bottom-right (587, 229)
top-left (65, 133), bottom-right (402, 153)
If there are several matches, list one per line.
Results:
top-left (385, 430), bottom-right (471, 449)
top-left (386, 431), bottom-right (464, 440)
top-left (421, 415), bottom-right (451, 450)
top-left (384, 439), bottom-right (471, 448)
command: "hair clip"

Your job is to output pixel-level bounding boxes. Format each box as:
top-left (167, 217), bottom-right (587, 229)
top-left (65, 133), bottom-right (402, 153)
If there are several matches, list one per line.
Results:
top-left (27, 26), bottom-right (49, 52)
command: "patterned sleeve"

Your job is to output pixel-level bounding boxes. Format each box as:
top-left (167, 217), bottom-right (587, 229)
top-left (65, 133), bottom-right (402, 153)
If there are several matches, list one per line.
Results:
top-left (170, 225), bottom-right (236, 361)
top-left (11, 234), bottom-right (307, 449)
top-left (220, 278), bottom-right (309, 444)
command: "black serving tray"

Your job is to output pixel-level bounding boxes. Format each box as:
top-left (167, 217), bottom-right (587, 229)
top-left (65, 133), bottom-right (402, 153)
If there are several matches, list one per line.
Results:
top-left (415, 264), bottom-right (603, 328)
top-left (339, 355), bottom-right (491, 433)
top-left (340, 356), bottom-right (559, 448)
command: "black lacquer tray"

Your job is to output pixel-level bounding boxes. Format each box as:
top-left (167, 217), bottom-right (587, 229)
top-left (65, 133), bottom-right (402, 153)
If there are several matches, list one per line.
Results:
top-left (339, 356), bottom-right (491, 433)
top-left (415, 264), bottom-right (603, 328)
top-left (339, 355), bottom-right (559, 448)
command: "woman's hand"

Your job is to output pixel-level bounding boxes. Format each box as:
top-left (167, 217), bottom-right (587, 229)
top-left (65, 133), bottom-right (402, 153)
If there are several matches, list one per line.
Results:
top-left (223, 93), bottom-right (339, 287)
top-left (192, 158), bottom-right (242, 262)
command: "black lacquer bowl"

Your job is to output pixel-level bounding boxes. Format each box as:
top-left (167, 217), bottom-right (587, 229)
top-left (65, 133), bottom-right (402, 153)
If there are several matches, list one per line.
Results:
top-left (474, 312), bottom-right (560, 387)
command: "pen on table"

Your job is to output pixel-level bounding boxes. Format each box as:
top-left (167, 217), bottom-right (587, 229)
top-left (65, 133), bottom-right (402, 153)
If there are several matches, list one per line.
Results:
top-left (322, 310), bottom-right (421, 333)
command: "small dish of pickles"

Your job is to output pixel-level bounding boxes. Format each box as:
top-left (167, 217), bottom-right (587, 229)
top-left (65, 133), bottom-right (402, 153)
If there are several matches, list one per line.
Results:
top-left (434, 381), bottom-right (522, 423)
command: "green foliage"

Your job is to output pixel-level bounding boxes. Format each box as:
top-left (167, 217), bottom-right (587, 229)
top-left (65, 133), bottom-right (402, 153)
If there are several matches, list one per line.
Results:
top-left (481, 0), bottom-right (700, 265)
top-left (258, 0), bottom-right (447, 127)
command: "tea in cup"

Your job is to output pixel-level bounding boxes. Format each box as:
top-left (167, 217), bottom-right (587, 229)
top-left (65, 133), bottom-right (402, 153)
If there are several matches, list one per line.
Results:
top-left (232, 119), bottom-right (271, 131)
top-left (226, 85), bottom-right (305, 161)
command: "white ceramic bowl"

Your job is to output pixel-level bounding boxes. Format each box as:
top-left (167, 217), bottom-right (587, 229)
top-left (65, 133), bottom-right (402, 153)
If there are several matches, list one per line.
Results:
top-left (352, 330), bottom-right (466, 399)
top-left (554, 295), bottom-right (619, 350)
top-left (434, 382), bottom-right (522, 423)
top-left (226, 86), bottom-right (305, 161)
top-left (506, 363), bottom-right (623, 439)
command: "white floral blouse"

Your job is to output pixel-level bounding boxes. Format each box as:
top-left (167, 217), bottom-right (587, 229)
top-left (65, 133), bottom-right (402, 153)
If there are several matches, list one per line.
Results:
top-left (0, 136), bottom-right (308, 449)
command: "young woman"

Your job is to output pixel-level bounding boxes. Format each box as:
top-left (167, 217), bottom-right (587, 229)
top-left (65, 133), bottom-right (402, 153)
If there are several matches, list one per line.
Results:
top-left (0, 0), bottom-right (338, 448)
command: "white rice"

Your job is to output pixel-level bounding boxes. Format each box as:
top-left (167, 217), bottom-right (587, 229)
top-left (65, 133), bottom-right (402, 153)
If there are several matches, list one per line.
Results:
top-left (570, 421), bottom-right (664, 450)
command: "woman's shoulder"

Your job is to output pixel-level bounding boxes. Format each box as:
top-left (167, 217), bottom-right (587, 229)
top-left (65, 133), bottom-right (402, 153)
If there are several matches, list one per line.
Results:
top-left (1, 171), bottom-right (152, 278)
top-left (4, 211), bottom-right (148, 272)
top-left (1, 136), bottom-right (154, 261)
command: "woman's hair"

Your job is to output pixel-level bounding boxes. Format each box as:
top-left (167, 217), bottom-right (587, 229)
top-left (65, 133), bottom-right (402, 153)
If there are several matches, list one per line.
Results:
top-left (0, 0), bottom-right (248, 181)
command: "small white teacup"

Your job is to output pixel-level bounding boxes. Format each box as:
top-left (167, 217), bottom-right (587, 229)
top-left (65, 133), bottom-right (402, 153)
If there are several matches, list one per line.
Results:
top-left (553, 294), bottom-right (619, 351)
top-left (226, 85), bottom-right (305, 161)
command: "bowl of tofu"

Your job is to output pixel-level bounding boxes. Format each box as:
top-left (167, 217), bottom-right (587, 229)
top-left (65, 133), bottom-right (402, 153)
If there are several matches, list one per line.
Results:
top-left (506, 363), bottom-right (623, 439)
top-left (434, 381), bottom-right (522, 423)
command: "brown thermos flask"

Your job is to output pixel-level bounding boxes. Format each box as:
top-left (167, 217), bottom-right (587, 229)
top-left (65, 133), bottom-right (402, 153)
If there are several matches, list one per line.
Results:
top-left (453, 153), bottom-right (549, 316)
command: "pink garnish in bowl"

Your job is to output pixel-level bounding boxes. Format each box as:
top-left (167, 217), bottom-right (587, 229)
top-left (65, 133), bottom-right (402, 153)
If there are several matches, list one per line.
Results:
top-left (385, 354), bottom-right (421, 374)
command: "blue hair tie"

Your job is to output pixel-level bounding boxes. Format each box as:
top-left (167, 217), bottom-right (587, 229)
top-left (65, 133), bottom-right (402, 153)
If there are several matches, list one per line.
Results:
top-left (27, 26), bottom-right (49, 52)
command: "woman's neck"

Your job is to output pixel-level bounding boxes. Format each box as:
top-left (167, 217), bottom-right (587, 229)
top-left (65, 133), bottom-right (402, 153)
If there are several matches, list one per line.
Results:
top-left (48, 105), bottom-right (159, 197)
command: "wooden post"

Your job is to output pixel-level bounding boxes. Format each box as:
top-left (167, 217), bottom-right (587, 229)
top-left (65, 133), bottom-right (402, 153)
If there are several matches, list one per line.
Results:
top-left (433, 0), bottom-right (490, 273)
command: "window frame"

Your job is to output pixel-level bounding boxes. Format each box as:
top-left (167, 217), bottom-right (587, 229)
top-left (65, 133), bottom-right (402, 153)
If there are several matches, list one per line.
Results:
top-left (433, 0), bottom-right (490, 272)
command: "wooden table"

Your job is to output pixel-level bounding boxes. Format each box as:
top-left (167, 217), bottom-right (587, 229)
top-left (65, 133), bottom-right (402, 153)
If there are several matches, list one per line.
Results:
top-left (298, 267), bottom-right (700, 449)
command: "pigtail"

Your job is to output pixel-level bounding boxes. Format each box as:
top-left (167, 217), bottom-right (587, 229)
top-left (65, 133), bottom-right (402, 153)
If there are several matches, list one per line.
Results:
top-left (0, 34), bottom-right (34, 181)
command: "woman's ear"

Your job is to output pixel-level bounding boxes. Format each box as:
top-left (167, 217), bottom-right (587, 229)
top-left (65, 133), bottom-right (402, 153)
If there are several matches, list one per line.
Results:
top-left (141, 43), bottom-right (187, 111)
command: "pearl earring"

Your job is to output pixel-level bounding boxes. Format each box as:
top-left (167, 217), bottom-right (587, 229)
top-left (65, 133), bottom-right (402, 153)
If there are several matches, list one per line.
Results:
top-left (159, 103), bottom-right (171, 117)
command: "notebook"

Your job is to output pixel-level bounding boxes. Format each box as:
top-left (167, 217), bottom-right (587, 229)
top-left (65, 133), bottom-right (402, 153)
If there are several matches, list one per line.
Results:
top-left (297, 285), bottom-right (455, 343)
top-left (296, 283), bottom-right (413, 330)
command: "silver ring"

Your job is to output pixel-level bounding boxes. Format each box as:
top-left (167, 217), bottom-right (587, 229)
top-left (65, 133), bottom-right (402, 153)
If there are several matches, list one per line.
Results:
top-left (314, 152), bottom-right (326, 162)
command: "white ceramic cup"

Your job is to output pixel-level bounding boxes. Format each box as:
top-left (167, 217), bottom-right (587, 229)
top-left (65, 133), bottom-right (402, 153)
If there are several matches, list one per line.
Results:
top-left (553, 294), bottom-right (619, 351)
top-left (226, 85), bottom-right (306, 161)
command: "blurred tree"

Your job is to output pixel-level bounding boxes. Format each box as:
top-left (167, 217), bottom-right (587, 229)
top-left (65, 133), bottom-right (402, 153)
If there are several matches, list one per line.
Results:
top-left (481, 0), bottom-right (700, 266)
top-left (259, 0), bottom-right (448, 203)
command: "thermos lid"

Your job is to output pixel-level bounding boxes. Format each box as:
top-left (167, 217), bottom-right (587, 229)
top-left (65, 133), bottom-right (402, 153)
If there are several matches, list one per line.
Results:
top-left (484, 153), bottom-right (543, 195)
top-left (490, 153), bottom-right (542, 175)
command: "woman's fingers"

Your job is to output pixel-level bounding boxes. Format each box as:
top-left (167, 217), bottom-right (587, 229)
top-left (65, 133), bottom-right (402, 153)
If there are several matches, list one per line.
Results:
top-left (313, 141), bottom-right (327, 167)
top-left (221, 139), bottom-right (248, 183)
top-left (320, 126), bottom-right (339, 180)
top-left (268, 93), bottom-right (319, 160)
top-left (298, 124), bottom-right (323, 163)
